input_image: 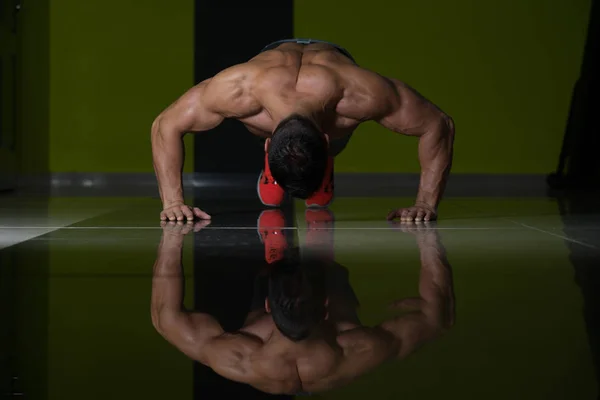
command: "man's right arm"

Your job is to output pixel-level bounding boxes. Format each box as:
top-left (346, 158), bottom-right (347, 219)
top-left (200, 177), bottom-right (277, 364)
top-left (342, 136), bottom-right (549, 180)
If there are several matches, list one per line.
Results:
top-left (151, 80), bottom-right (224, 221)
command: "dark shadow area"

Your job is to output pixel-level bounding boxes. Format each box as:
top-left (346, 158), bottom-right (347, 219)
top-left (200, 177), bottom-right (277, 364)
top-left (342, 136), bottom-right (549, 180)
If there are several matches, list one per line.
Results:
top-left (556, 194), bottom-right (600, 399)
top-left (0, 231), bottom-right (49, 399)
top-left (0, 0), bottom-right (19, 191)
top-left (549, 0), bottom-right (600, 191)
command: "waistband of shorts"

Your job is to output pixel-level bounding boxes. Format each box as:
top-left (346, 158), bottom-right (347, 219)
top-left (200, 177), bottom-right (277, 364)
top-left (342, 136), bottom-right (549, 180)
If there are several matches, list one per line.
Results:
top-left (261, 38), bottom-right (356, 63)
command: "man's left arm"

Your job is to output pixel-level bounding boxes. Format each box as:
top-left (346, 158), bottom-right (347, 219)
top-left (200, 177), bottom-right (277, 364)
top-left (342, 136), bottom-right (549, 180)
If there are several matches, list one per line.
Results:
top-left (376, 78), bottom-right (455, 221)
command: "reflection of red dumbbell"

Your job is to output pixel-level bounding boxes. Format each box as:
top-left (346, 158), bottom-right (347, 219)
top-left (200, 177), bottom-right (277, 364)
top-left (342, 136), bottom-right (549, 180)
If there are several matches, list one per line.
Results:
top-left (305, 209), bottom-right (335, 261)
top-left (257, 210), bottom-right (288, 264)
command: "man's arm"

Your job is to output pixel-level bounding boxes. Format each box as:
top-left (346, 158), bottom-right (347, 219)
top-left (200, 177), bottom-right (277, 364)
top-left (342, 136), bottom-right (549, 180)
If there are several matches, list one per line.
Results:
top-left (152, 81), bottom-right (224, 221)
top-left (152, 65), bottom-right (262, 222)
top-left (377, 78), bottom-right (455, 221)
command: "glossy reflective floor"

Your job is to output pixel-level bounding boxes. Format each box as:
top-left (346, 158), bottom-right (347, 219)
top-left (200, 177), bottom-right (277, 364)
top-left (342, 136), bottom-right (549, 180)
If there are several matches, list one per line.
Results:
top-left (1, 193), bottom-right (599, 399)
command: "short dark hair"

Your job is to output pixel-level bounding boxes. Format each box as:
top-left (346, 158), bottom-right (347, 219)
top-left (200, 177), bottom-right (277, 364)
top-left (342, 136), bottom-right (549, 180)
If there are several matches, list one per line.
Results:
top-left (268, 115), bottom-right (328, 199)
top-left (268, 249), bottom-right (327, 341)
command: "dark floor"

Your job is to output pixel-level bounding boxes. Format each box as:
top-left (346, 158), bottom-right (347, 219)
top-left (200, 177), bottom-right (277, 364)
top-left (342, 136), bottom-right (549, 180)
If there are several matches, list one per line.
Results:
top-left (0, 192), bottom-right (599, 399)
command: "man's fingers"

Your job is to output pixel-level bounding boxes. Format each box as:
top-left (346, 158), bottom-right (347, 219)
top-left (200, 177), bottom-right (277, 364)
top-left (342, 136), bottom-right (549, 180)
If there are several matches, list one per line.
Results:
top-left (403, 209), bottom-right (416, 221)
top-left (400, 209), bottom-right (409, 221)
top-left (415, 210), bottom-right (425, 222)
top-left (424, 211), bottom-right (432, 221)
top-left (181, 206), bottom-right (194, 221)
top-left (160, 211), bottom-right (167, 221)
top-left (194, 207), bottom-right (211, 220)
top-left (166, 211), bottom-right (176, 221)
top-left (173, 209), bottom-right (184, 221)
top-left (387, 210), bottom-right (400, 220)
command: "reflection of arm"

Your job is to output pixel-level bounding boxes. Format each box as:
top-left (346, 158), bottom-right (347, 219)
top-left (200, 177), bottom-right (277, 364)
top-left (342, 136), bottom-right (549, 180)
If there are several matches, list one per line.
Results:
top-left (333, 231), bottom-right (454, 382)
top-left (379, 230), bottom-right (454, 358)
top-left (151, 232), bottom-right (224, 363)
top-left (151, 232), bottom-right (262, 385)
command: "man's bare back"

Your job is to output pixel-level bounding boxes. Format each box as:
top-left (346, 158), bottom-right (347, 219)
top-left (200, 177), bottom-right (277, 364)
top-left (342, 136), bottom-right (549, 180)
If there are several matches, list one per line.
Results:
top-left (160, 42), bottom-right (441, 139)
top-left (212, 41), bottom-right (398, 139)
top-left (151, 221), bottom-right (455, 395)
top-left (151, 40), bottom-right (455, 222)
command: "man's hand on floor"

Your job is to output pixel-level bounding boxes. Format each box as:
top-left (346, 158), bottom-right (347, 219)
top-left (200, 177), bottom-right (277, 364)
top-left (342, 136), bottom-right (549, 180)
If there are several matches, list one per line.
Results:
top-left (160, 203), bottom-right (211, 222)
top-left (386, 202), bottom-right (437, 222)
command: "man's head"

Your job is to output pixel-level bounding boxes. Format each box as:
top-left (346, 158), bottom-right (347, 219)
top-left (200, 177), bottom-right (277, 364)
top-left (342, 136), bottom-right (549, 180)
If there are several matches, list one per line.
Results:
top-left (266, 250), bottom-right (328, 341)
top-left (267, 115), bottom-right (329, 199)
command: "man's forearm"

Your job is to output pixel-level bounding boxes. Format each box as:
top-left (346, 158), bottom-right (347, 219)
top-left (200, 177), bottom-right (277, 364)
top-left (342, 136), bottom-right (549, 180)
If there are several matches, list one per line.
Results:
top-left (152, 118), bottom-right (185, 208)
top-left (415, 117), bottom-right (455, 209)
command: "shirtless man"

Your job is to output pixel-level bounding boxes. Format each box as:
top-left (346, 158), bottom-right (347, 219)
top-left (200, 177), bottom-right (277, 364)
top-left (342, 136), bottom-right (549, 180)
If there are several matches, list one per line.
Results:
top-left (152, 39), bottom-right (455, 223)
top-left (151, 220), bottom-right (455, 395)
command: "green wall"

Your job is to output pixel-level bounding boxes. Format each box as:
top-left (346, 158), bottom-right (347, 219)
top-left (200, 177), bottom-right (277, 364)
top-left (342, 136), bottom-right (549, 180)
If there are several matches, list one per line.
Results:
top-left (295, 0), bottom-right (591, 174)
top-left (49, 0), bottom-right (194, 173)
top-left (26, 1), bottom-right (591, 175)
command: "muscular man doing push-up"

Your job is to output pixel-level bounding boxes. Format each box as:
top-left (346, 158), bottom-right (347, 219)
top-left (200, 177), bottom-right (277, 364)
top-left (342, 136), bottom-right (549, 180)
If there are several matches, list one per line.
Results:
top-left (152, 39), bottom-right (455, 222)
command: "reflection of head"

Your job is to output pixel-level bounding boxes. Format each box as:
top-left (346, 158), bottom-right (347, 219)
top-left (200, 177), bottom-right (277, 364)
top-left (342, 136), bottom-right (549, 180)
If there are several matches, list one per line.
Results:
top-left (267, 249), bottom-right (327, 341)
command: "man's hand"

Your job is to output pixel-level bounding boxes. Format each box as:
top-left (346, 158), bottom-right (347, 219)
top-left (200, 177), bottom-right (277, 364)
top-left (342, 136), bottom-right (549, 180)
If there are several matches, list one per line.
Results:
top-left (160, 203), bottom-right (211, 222)
top-left (386, 202), bottom-right (437, 222)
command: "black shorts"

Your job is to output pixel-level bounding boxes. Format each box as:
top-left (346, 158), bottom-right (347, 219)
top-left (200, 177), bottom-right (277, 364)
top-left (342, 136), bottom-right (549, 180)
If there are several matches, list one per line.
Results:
top-left (261, 38), bottom-right (356, 64)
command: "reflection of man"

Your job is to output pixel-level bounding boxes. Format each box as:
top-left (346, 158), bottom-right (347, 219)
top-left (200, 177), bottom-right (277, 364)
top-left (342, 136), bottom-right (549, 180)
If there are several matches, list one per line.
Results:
top-left (151, 217), bottom-right (455, 395)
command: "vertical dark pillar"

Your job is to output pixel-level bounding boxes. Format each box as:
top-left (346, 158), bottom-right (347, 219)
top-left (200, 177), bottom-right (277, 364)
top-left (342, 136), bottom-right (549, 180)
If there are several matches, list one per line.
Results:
top-left (194, 1), bottom-right (293, 175)
top-left (193, 3), bottom-right (294, 396)
top-left (549, 0), bottom-right (600, 189)
top-left (0, 0), bottom-right (19, 190)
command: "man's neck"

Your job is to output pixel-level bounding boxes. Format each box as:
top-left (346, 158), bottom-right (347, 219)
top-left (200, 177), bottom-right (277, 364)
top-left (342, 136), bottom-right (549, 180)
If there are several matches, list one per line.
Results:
top-left (273, 105), bottom-right (323, 132)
